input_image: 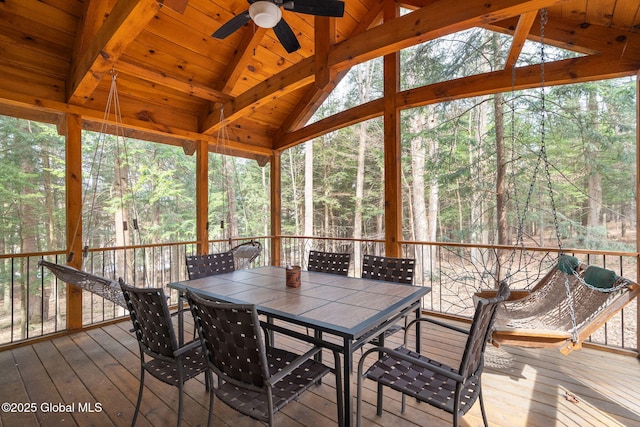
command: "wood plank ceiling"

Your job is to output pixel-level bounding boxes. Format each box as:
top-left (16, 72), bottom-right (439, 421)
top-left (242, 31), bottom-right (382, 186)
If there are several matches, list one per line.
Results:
top-left (1, 0), bottom-right (640, 161)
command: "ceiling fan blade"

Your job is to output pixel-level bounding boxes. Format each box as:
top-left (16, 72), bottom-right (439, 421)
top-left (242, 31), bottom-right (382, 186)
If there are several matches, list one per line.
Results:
top-left (211, 11), bottom-right (251, 39)
top-left (283, 0), bottom-right (345, 17)
top-left (273, 19), bottom-right (301, 53)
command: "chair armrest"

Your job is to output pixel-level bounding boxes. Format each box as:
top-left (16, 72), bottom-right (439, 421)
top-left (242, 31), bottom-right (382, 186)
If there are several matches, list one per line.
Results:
top-left (173, 339), bottom-right (202, 357)
top-left (405, 316), bottom-right (469, 336)
top-left (266, 346), bottom-right (323, 386)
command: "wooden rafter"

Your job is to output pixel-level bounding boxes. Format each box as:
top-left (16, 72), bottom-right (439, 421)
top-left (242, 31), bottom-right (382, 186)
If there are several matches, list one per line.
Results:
top-left (504, 11), bottom-right (538, 69)
top-left (114, 60), bottom-right (231, 103)
top-left (275, 1), bottom-right (384, 136)
top-left (217, 25), bottom-right (267, 95)
top-left (66, 0), bottom-right (161, 105)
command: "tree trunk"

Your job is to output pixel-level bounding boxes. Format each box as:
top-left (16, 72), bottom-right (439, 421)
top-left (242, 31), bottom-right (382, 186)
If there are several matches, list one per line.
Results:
top-left (114, 151), bottom-right (131, 283)
top-left (354, 121), bottom-right (366, 273)
top-left (19, 121), bottom-right (39, 337)
top-left (303, 141), bottom-right (314, 265)
top-left (225, 157), bottom-right (238, 240)
top-left (586, 91), bottom-right (603, 230)
top-left (288, 150), bottom-right (300, 236)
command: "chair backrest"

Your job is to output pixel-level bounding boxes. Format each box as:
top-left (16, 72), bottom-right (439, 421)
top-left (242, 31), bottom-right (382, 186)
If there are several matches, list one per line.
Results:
top-left (458, 281), bottom-right (510, 378)
top-left (308, 250), bottom-right (351, 276)
top-left (187, 290), bottom-right (269, 389)
top-left (119, 279), bottom-right (178, 358)
top-left (361, 254), bottom-right (415, 284)
top-left (186, 251), bottom-right (235, 280)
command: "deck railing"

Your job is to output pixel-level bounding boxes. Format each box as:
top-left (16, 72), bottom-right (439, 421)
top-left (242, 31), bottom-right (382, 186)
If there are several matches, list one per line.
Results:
top-left (281, 236), bottom-right (639, 353)
top-left (0, 237), bottom-right (271, 346)
top-left (1, 236), bottom-right (637, 354)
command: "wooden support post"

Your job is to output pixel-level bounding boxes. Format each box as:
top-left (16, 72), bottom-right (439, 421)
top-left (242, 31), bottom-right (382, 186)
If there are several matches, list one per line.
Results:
top-left (65, 113), bottom-right (83, 330)
top-left (383, 1), bottom-right (402, 258)
top-left (636, 71), bottom-right (640, 353)
top-left (196, 140), bottom-right (209, 255)
top-left (271, 152), bottom-right (282, 266)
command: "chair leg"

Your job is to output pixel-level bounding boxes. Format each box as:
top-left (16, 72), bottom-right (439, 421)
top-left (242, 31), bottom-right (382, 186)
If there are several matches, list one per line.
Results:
top-left (478, 387), bottom-right (489, 427)
top-left (206, 374), bottom-right (215, 427)
top-left (177, 380), bottom-right (184, 427)
top-left (132, 365), bottom-right (145, 427)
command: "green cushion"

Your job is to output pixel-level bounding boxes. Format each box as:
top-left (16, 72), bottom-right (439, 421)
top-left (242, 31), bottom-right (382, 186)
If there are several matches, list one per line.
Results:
top-left (583, 265), bottom-right (618, 289)
top-left (558, 255), bottom-right (579, 274)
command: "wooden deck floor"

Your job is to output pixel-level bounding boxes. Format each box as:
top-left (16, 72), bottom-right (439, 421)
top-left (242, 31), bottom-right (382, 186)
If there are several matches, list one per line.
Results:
top-left (1, 316), bottom-right (639, 427)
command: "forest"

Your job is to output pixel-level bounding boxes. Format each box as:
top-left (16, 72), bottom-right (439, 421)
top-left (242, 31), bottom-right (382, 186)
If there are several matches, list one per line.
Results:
top-left (0, 27), bottom-right (636, 267)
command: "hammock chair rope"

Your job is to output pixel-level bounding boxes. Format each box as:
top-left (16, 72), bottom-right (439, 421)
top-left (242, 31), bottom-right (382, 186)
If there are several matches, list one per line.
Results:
top-left (41, 70), bottom-right (146, 305)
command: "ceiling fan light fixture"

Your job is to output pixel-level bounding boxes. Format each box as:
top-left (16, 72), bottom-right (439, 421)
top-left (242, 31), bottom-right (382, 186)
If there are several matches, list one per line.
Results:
top-left (249, 1), bottom-right (282, 28)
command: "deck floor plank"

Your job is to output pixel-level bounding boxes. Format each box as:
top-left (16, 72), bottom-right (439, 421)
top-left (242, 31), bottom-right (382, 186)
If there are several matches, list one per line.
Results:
top-left (1, 316), bottom-right (639, 427)
top-left (0, 348), bottom-right (38, 426)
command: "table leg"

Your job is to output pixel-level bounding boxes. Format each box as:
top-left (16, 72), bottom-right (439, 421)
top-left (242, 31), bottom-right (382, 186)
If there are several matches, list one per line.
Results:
top-left (178, 291), bottom-right (185, 345)
top-left (343, 338), bottom-right (353, 427)
top-left (415, 307), bottom-right (421, 352)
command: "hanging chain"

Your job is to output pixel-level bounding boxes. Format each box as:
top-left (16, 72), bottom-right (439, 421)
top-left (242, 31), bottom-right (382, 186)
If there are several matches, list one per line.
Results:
top-left (537, 8), bottom-right (563, 254)
top-left (538, 8), bottom-right (577, 340)
top-left (216, 106), bottom-right (230, 242)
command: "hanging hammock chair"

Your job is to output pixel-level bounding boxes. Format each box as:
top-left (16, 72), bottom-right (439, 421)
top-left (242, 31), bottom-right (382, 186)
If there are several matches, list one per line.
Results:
top-left (473, 9), bottom-right (639, 355)
top-left (39, 260), bottom-right (127, 308)
top-left (230, 239), bottom-right (263, 269)
top-left (476, 256), bottom-right (639, 355)
top-left (40, 71), bottom-right (141, 308)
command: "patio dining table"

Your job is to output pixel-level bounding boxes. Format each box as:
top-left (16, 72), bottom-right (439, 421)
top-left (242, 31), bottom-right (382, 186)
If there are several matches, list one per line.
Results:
top-left (168, 265), bottom-right (431, 426)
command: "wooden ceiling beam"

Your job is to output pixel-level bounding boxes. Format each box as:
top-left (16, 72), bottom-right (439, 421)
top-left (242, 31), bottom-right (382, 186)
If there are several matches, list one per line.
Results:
top-left (202, 0), bottom-right (565, 134)
top-left (314, 16), bottom-right (337, 90)
top-left (329, 0), bottom-right (567, 71)
top-left (504, 11), bottom-right (538, 69)
top-left (217, 24), bottom-right (268, 95)
top-left (66, 0), bottom-right (161, 105)
top-left (275, 0), bottom-right (385, 135)
top-left (277, 53), bottom-right (640, 148)
top-left (114, 60), bottom-right (232, 102)
top-left (200, 57), bottom-right (316, 134)
top-left (0, 87), bottom-right (272, 159)
top-left (399, 54), bottom-right (640, 109)
top-left (277, 99), bottom-right (385, 150)
top-left (487, 14), bottom-right (640, 58)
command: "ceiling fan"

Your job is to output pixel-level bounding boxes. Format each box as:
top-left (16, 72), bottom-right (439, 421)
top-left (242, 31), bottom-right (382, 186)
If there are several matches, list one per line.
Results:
top-left (212, 0), bottom-right (345, 54)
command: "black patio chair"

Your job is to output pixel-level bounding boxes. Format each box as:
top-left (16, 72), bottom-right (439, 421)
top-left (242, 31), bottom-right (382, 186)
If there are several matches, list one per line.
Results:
top-left (308, 250), bottom-right (351, 276)
top-left (185, 251), bottom-right (235, 280)
top-left (186, 289), bottom-right (342, 427)
top-left (119, 280), bottom-right (209, 427)
top-left (356, 281), bottom-right (510, 427)
top-left (361, 254), bottom-right (416, 343)
top-left (361, 254), bottom-right (415, 284)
